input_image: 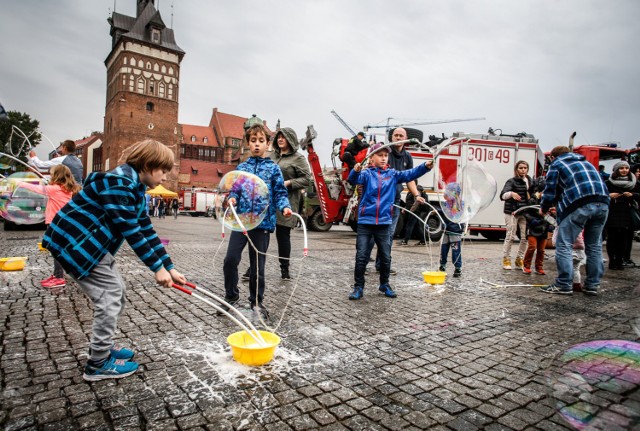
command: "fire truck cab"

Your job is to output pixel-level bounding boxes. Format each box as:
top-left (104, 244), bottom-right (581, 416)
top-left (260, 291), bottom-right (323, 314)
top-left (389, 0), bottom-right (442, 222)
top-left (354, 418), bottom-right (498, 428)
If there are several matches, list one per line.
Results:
top-left (178, 188), bottom-right (218, 217)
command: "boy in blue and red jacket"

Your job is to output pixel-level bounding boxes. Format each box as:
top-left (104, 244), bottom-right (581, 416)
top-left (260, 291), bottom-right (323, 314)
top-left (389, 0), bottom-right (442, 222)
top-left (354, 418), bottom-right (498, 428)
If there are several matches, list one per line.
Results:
top-left (347, 143), bottom-right (432, 300)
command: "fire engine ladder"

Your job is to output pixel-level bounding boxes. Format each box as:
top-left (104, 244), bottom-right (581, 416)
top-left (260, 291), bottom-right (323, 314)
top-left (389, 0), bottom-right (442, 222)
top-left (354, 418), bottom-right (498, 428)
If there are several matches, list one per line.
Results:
top-left (330, 110), bottom-right (357, 136)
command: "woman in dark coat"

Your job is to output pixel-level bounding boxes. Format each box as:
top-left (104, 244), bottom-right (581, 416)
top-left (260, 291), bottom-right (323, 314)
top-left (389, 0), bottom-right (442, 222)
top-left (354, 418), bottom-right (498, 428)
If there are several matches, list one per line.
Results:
top-left (270, 127), bottom-right (312, 280)
top-left (605, 161), bottom-right (638, 270)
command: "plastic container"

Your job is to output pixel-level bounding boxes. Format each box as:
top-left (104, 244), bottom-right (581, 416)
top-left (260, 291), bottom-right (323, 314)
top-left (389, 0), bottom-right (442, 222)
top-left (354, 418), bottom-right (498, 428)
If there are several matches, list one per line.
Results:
top-left (422, 271), bottom-right (447, 285)
top-left (227, 330), bottom-right (281, 366)
top-left (37, 242), bottom-right (48, 251)
top-left (0, 257), bottom-right (28, 271)
top-left (160, 238), bottom-right (170, 247)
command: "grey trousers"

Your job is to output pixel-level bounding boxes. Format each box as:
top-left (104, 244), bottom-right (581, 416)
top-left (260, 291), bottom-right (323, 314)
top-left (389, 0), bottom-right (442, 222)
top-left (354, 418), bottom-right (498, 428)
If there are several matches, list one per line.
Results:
top-left (75, 254), bottom-right (126, 361)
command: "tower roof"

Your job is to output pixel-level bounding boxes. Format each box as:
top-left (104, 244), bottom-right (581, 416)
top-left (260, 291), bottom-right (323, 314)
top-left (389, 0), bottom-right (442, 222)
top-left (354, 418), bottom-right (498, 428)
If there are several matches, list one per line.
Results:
top-left (107, 1), bottom-right (184, 60)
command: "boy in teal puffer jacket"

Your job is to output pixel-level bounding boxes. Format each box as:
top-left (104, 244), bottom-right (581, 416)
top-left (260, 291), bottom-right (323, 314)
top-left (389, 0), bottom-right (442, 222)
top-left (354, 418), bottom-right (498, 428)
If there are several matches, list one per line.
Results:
top-left (347, 143), bottom-right (432, 300)
top-left (222, 121), bottom-right (291, 318)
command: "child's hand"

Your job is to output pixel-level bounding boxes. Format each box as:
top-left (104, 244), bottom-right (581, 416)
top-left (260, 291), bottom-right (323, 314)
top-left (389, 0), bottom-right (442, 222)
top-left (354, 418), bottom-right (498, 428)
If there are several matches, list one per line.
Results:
top-left (227, 197), bottom-right (237, 207)
top-left (283, 208), bottom-right (292, 217)
top-left (354, 163), bottom-right (362, 172)
top-left (154, 267), bottom-right (173, 288)
top-left (169, 269), bottom-right (186, 285)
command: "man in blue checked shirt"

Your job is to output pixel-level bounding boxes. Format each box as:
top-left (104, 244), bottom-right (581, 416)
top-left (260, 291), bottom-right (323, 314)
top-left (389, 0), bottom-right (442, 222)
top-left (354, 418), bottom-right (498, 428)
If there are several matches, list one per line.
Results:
top-left (539, 146), bottom-right (609, 296)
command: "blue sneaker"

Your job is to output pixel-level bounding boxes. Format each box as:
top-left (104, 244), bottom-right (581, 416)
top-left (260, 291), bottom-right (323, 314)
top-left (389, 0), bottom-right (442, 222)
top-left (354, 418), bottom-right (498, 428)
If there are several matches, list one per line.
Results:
top-left (110, 344), bottom-right (135, 360)
top-left (349, 286), bottom-right (364, 300)
top-left (83, 356), bottom-right (139, 381)
top-left (379, 284), bottom-right (397, 298)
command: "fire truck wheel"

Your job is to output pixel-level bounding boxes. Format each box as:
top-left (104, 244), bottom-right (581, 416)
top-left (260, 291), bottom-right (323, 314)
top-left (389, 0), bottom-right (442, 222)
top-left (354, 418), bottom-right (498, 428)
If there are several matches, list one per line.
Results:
top-left (307, 209), bottom-right (332, 232)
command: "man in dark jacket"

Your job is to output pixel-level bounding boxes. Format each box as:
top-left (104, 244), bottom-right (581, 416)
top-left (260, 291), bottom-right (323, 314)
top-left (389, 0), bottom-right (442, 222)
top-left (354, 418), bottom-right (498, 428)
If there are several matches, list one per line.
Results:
top-left (539, 146), bottom-right (609, 296)
top-left (341, 132), bottom-right (369, 170)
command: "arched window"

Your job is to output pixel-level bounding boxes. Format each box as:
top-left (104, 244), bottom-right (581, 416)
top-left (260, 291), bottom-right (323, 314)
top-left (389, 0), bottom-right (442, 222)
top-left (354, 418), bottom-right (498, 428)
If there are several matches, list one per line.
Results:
top-left (161, 65), bottom-right (167, 74)
top-left (148, 79), bottom-right (154, 95)
top-left (146, 62), bottom-right (151, 70)
top-left (138, 59), bottom-right (144, 68)
top-left (122, 74), bottom-right (127, 87)
top-left (168, 67), bottom-right (174, 75)
top-left (123, 57), bottom-right (127, 65)
top-left (191, 135), bottom-right (196, 142)
top-left (137, 77), bottom-right (145, 94)
top-left (153, 63), bottom-right (159, 72)
top-left (158, 82), bottom-right (165, 98)
top-left (146, 102), bottom-right (154, 112)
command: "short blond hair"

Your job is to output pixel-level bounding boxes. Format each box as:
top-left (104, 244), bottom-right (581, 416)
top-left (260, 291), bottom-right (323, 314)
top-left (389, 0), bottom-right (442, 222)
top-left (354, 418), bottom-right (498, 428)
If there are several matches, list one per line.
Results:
top-left (126, 139), bottom-right (175, 173)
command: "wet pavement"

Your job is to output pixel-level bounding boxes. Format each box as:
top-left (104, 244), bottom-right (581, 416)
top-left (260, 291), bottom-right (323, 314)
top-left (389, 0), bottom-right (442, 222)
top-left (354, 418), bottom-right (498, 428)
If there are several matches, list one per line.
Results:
top-left (1, 216), bottom-right (638, 430)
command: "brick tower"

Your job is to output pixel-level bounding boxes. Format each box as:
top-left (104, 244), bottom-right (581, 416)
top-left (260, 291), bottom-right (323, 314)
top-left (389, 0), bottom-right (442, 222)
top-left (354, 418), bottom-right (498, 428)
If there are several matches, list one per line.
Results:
top-left (102, 0), bottom-right (185, 190)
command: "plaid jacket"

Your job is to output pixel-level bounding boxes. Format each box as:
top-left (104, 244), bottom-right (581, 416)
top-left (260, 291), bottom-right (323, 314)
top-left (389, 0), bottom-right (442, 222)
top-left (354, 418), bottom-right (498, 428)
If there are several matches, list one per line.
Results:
top-left (540, 153), bottom-right (609, 221)
top-left (42, 164), bottom-right (174, 279)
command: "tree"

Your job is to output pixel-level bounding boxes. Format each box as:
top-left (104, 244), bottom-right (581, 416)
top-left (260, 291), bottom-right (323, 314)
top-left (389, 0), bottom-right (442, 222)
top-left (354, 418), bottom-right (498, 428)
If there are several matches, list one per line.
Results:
top-left (0, 110), bottom-right (41, 172)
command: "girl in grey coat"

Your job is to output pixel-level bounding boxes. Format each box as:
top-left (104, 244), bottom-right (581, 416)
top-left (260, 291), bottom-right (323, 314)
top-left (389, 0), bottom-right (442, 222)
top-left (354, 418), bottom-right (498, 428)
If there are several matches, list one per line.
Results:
top-left (270, 127), bottom-right (312, 279)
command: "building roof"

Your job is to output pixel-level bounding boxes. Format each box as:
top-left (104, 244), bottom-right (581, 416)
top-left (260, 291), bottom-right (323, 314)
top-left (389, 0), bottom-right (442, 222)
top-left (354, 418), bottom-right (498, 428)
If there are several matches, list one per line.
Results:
top-left (180, 124), bottom-right (215, 146)
top-left (211, 109), bottom-right (247, 142)
top-left (74, 134), bottom-right (102, 149)
top-left (108, 2), bottom-right (184, 57)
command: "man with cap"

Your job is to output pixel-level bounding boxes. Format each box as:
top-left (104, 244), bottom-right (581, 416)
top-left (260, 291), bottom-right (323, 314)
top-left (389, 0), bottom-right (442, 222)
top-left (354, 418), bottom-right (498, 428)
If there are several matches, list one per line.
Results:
top-left (341, 132), bottom-right (369, 171)
top-left (539, 146), bottom-right (609, 296)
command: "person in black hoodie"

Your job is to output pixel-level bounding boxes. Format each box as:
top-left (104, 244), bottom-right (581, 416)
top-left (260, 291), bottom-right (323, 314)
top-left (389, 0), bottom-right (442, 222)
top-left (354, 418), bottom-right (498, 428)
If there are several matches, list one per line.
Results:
top-left (605, 161), bottom-right (638, 270)
top-left (500, 160), bottom-right (533, 270)
top-left (623, 164), bottom-right (640, 267)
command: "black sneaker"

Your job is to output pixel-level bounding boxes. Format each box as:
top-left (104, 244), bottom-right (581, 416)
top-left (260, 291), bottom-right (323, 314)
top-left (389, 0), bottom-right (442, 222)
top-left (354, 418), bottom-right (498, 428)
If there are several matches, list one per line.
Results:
top-left (622, 259), bottom-right (636, 268)
top-left (438, 265), bottom-right (446, 272)
top-left (453, 268), bottom-right (461, 278)
top-left (399, 240), bottom-right (408, 246)
top-left (216, 296), bottom-right (240, 315)
top-left (540, 285), bottom-right (573, 295)
top-left (281, 269), bottom-right (291, 281)
top-left (416, 241), bottom-right (426, 246)
top-left (583, 286), bottom-right (599, 296)
top-left (241, 270), bottom-right (250, 281)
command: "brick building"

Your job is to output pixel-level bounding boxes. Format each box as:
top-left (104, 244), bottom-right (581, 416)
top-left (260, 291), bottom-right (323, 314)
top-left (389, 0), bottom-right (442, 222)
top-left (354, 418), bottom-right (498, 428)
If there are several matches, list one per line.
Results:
top-left (84, 0), bottom-right (257, 193)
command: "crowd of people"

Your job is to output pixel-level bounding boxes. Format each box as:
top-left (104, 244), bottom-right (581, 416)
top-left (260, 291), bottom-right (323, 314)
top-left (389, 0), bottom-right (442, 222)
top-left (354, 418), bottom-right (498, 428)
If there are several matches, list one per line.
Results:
top-left (16, 119), bottom-right (638, 382)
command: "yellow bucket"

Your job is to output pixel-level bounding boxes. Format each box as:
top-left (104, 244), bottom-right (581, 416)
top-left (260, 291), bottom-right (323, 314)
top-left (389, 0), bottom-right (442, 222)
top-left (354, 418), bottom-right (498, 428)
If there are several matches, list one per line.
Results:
top-left (227, 330), bottom-right (281, 366)
top-left (423, 271), bottom-right (446, 285)
top-left (37, 242), bottom-right (48, 251)
top-left (0, 257), bottom-right (28, 271)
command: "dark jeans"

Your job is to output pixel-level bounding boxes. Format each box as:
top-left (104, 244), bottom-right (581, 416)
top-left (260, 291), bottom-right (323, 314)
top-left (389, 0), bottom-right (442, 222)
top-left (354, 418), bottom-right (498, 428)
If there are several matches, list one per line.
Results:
top-left (223, 229), bottom-right (270, 306)
top-left (440, 240), bottom-right (462, 269)
top-left (607, 226), bottom-right (632, 266)
top-left (355, 224), bottom-right (392, 288)
top-left (275, 225), bottom-right (292, 271)
top-left (366, 208), bottom-right (400, 270)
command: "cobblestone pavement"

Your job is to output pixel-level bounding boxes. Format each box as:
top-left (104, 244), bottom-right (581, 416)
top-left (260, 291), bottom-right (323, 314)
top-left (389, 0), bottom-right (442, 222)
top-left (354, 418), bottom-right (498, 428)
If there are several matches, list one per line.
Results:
top-left (1, 216), bottom-right (639, 430)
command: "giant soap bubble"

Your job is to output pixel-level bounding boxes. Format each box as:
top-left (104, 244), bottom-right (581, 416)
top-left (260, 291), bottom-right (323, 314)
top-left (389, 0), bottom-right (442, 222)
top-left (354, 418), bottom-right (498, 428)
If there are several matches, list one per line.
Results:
top-left (0, 172), bottom-right (47, 225)
top-left (215, 171), bottom-right (269, 231)
top-left (439, 160), bottom-right (497, 224)
top-left (546, 339), bottom-right (640, 430)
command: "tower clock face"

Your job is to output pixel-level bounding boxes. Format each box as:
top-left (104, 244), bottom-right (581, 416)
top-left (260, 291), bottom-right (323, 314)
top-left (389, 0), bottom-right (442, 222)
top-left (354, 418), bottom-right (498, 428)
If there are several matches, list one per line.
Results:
top-left (148, 123), bottom-right (154, 130)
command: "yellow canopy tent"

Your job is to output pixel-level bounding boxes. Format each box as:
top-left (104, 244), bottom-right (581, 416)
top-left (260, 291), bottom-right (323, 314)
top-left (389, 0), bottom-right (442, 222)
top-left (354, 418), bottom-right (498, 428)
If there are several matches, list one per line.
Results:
top-left (146, 185), bottom-right (178, 198)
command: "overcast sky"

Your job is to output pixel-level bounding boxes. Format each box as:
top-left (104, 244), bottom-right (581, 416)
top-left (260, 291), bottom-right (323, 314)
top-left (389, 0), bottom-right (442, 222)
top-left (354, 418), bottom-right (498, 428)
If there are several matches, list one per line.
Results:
top-left (1, 0), bottom-right (639, 163)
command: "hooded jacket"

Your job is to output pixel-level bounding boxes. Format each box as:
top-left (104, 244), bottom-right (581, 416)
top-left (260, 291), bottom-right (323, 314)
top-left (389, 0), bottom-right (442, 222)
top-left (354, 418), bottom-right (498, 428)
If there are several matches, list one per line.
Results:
top-left (42, 164), bottom-right (173, 279)
top-left (348, 162), bottom-right (429, 225)
top-left (231, 156), bottom-right (291, 232)
top-left (270, 128), bottom-right (312, 228)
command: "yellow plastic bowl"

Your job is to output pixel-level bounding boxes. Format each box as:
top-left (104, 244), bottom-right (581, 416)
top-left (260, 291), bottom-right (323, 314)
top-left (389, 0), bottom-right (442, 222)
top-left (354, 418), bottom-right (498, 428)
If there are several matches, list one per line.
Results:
top-left (423, 271), bottom-right (446, 285)
top-left (37, 242), bottom-right (48, 252)
top-left (0, 257), bottom-right (28, 271)
top-left (227, 330), bottom-right (281, 366)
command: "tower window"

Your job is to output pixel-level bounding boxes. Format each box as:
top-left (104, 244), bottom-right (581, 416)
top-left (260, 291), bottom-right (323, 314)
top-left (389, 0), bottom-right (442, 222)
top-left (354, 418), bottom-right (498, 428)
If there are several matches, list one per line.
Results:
top-left (146, 102), bottom-right (154, 112)
top-left (168, 67), bottom-right (174, 75)
top-left (137, 78), bottom-right (145, 94)
top-left (138, 59), bottom-right (144, 68)
top-left (152, 29), bottom-right (161, 43)
top-left (123, 57), bottom-right (127, 65)
top-left (149, 80), bottom-right (154, 95)
top-left (161, 65), bottom-right (167, 74)
top-left (129, 75), bottom-right (134, 91)
top-left (146, 62), bottom-right (151, 70)
top-left (153, 63), bottom-right (159, 72)
top-left (168, 84), bottom-right (174, 100)
top-left (122, 74), bottom-right (127, 87)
